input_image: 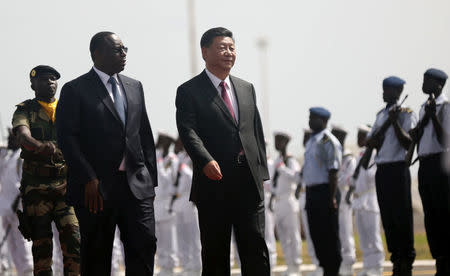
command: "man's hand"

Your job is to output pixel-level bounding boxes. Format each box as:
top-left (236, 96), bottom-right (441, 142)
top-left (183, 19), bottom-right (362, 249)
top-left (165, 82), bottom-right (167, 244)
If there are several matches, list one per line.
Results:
top-left (329, 197), bottom-right (338, 211)
top-left (85, 178), bottom-right (103, 214)
top-left (388, 107), bottom-right (400, 123)
top-left (203, 160), bottom-right (222, 180)
top-left (34, 142), bottom-right (56, 156)
top-left (425, 100), bottom-right (436, 116)
top-left (366, 136), bottom-right (380, 148)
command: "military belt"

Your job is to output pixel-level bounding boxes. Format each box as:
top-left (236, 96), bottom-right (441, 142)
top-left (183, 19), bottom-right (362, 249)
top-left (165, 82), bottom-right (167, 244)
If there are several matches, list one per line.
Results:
top-left (22, 162), bottom-right (67, 178)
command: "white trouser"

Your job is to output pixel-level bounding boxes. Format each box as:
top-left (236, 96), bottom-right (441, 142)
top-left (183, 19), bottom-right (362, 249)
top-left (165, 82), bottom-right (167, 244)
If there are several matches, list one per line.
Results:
top-left (52, 222), bottom-right (63, 275)
top-left (274, 202), bottom-right (301, 267)
top-left (111, 227), bottom-right (125, 273)
top-left (265, 208), bottom-right (277, 267)
top-left (175, 207), bottom-right (201, 271)
top-left (2, 213), bottom-right (33, 275)
top-left (156, 218), bottom-right (178, 269)
top-left (0, 217), bottom-right (11, 273)
top-left (230, 230), bottom-right (240, 268)
top-left (300, 208), bottom-right (319, 266)
top-left (338, 194), bottom-right (356, 266)
top-left (355, 210), bottom-right (384, 270)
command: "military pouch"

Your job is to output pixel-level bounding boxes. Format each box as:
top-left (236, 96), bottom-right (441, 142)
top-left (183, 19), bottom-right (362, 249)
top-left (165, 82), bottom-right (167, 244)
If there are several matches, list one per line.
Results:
top-left (16, 210), bottom-right (32, 241)
top-left (23, 161), bottom-right (67, 178)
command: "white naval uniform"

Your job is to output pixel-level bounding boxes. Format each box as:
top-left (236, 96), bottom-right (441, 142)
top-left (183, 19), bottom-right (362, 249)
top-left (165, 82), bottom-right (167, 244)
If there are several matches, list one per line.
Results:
top-left (337, 151), bottom-right (356, 273)
top-left (172, 152), bottom-right (202, 275)
top-left (271, 155), bottom-right (302, 273)
top-left (111, 227), bottom-right (125, 276)
top-left (353, 150), bottom-right (384, 274)
top-left (265, 158), bottom-right (277, 268)
top-left (155, 152), bottom-right (179, 273)
top-left (0, 149), bottom-right (33, 276)
top-left (418, 93), bottom-right (450, 157)
top-left (368, 105), bottom-right (417, 165)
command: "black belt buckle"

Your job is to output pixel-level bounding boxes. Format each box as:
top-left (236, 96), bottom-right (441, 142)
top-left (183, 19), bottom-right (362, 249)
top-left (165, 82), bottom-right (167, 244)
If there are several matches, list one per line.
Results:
top-left (236, 153), bottom-right (246, 165)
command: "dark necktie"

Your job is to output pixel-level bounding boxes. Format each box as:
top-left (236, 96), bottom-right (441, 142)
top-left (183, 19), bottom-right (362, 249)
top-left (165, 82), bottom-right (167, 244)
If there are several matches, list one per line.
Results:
top-left (108, 76), bottom-right (126, 125)
top-left (219, 81), bottom-right (236, 122)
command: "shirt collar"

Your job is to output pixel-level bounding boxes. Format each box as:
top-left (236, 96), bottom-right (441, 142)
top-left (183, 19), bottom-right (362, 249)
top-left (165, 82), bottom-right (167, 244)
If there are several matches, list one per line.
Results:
top-left (93, 66), bottom-right (119, 87)
top-left (435, 93), bottom-right (448, 105)
top-left (421, 93), bottom-right (448, 107)
top-left (205, 68), bottom-right (231, 91)
top-left (311, 129), bottom-right (327, 142)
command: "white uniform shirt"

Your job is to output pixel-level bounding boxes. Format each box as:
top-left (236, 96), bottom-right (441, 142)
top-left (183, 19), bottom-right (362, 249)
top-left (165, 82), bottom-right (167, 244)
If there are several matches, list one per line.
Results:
top-left (205, 68), bottom-right (239, 122)
top-left (418, 93), bottom-right (450, 156)
top-left (368, 105), bottom-right (417, 164)
top-left (353, 148), bottom-right (379, 212)
top-left (271, 156), bottom-right (300, 197)
top-left (303, 129), bottom-right (342, 186)
top-left (338, 152), bottom-right (356, 190)
top-left (173, 152), bottom-right (195, 213)
top-left (155, 152), bottom-right (179, 221)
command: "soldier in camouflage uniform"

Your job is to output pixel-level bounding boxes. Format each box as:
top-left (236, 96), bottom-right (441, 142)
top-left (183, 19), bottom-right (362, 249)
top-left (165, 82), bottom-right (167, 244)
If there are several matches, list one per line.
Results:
top-left (12, 65), bottom-right (80, 276)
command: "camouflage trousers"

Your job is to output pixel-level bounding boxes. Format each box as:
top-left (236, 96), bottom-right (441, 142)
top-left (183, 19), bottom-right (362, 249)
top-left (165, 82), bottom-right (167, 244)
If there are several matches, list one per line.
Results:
top-left (22, 180), bottom-right (80, 276)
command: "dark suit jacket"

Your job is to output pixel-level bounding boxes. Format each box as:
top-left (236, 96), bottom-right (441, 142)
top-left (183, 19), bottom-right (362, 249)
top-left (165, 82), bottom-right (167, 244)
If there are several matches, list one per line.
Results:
top-left (56, 69), bottom-right (157, 206)
top-left (176, 70), bottom-right (269, 204)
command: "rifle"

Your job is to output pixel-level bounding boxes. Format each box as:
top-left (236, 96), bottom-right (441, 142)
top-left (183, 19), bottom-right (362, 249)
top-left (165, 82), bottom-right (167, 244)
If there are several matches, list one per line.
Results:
top-left (405, 94), bottom-right (435, 166)
top-left (359, 95), bottom-right (409, 170)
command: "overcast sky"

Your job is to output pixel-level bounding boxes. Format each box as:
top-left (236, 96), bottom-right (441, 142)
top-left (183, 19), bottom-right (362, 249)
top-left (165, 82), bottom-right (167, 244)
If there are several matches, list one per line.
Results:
top-left (1, 0), bottom-right (449, 157)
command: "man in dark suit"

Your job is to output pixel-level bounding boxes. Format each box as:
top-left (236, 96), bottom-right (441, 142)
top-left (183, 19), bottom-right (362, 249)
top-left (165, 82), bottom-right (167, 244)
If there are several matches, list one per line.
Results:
top-left (176, 27), bottom-right (271, 276)
top-left (56, 31), bottom-right (157, 276)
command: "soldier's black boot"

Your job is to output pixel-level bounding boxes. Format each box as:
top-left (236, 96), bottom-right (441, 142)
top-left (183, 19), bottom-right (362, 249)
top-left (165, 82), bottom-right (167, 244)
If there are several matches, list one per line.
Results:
top-left (392, 260), bottom-right (400, 276)
top-left (398, 259), bottom-right (412, 276)
top-left (436, 257), bottom-right (450, 276)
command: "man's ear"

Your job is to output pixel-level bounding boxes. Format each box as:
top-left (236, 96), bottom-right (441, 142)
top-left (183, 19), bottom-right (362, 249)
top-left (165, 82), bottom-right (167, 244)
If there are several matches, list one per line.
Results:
top-left (201, 47), bottom-right (207, 61)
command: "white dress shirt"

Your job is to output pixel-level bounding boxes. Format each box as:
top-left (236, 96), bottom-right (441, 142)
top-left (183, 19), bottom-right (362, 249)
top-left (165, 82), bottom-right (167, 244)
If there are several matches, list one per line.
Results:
top-left (368, 104), bottom-right (417, 164)
top-left (205, 68), bottom-right (239, 122)
top-left (418, 93), bottom-right (450, 156)
top-left (93, 66), bottom-right (126, 170)
top-left (303, 129), bottom-right (342, 187)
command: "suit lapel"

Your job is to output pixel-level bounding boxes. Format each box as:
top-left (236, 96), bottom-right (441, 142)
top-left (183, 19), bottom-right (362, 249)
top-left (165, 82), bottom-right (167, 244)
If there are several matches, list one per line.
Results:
top-left (87, 69), bottom-right (124, 129)
top-left (229, 75), bottom-right (245, 128)
top-left (200, 71), bottom-right (238, 128)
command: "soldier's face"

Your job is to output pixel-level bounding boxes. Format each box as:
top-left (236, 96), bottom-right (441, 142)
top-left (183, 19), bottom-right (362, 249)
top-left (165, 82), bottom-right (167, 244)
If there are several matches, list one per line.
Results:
top-left (357, 131), bottom-right (367, 147)
top-left (32, 73), bottom-right (58, 99)
top-left (274, 136), bottom-right (289, 151)
top-left (422, 75), bottom-right (441, 95)
top-left (309, 114), bottom-right (327, 132)
top-left (382, 86), bottom-right (401, 104)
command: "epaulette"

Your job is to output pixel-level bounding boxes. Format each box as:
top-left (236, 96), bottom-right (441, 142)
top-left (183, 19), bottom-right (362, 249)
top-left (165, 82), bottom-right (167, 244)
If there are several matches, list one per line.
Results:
top-left (400, 107), bottom-right (413, 113)
top-left (320, 134), bottom-right (330, 144)
top-left (15, 99), bottom-right (37, 110)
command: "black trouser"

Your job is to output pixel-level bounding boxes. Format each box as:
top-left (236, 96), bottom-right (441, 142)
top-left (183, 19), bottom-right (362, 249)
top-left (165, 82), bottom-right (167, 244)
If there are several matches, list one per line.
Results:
top-left (375, 161), bottom-right (415, 265)
top-left (75, 172), bottom-right (156, 276)
top-left (306, 184), bottom-right (341, 276)
top-left (418, 153), bottom-right (450, 268)
top-left (196, 162), bottom-right (270, 276)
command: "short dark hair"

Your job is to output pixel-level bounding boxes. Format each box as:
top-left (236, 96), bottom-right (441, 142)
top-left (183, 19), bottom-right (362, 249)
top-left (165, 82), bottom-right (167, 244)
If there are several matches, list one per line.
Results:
top-left (89, 31), bottom-right (115, 54)
top-left (200, 27), bottom-right (234, 48)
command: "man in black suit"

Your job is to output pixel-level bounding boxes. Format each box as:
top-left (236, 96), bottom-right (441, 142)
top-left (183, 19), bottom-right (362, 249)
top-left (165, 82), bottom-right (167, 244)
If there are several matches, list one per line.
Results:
top-left (176, 27), bottom-right (271, 276)
top-left (56, 31), bottom-right (157, 276)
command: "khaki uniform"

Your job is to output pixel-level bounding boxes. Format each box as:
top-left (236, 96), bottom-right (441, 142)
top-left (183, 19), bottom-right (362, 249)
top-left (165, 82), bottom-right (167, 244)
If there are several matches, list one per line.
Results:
top-left (12, 98), bottom-right (80, 276)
